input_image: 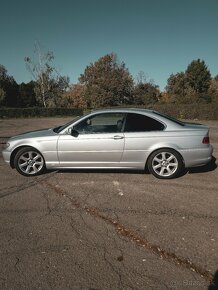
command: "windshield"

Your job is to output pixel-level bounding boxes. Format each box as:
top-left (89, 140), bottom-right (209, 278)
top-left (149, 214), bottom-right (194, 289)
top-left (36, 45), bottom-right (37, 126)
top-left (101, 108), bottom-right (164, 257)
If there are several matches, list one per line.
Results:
top-left (53, 116), bottom-right (82, 133)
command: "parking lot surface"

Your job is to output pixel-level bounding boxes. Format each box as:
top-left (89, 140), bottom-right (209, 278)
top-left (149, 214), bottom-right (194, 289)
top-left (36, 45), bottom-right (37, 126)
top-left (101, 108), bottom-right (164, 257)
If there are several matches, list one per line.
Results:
top-left (0, 118), bottom-right (217, 290)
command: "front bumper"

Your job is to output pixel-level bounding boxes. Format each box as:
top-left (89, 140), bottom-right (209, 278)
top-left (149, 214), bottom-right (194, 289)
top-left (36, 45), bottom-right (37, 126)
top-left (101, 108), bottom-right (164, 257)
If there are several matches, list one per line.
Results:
top-left (2, 149), bottom-right (11, 165)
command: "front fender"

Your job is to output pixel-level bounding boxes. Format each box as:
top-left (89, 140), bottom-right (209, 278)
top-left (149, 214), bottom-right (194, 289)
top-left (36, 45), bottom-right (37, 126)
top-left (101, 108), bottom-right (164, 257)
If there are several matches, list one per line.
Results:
top-left (9, 137), bottom-right (59, 166)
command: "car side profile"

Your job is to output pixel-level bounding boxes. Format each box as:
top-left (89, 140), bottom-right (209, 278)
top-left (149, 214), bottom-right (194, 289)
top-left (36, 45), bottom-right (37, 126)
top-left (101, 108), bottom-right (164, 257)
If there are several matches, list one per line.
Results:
top-left (2, 108), bottom-right (213, 179)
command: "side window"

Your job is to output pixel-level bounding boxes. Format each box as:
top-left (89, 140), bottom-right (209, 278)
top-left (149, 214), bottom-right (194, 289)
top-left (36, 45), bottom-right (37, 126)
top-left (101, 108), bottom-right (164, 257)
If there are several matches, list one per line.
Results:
top-left (124, 113), bottom-right (165, 132)
top-left (74, 113), bottom-right (125, 134)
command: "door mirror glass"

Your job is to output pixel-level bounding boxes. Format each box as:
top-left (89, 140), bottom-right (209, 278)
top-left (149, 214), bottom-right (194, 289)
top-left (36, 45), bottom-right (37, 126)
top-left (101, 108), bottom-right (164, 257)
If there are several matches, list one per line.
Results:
top-left (71, 129), bottom-right (79, 137)
top-left (67, 128), bottom-right (79, 137)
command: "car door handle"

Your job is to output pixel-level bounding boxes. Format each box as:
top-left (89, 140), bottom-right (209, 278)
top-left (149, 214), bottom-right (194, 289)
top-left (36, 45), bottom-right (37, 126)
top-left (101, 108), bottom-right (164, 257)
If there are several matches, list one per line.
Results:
top-left (113, 135), bottom-right (124, 140)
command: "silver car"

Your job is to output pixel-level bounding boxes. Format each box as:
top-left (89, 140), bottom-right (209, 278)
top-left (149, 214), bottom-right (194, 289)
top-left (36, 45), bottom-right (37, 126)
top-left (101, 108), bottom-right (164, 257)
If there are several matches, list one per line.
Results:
top-left (2, 108), bottom-right (213, 179)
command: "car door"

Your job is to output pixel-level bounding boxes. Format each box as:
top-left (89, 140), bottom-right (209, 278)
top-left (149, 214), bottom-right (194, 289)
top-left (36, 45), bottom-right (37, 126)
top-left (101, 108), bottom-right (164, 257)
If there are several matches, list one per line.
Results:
top-left (121, 113), bottom-right (165, 168)
top-left (57, 112), bottom-right (125, 168)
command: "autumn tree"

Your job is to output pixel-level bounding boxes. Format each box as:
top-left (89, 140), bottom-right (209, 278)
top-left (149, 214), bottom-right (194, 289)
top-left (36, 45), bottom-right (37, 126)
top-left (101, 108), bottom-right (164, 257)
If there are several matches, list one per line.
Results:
top-left (79, 53), bottom-right (134, 108)
top-left (209, 75), bottom-right (218, 103)
top-left (25, 43), bottom-right (69, 107)
top-left (63, 84), bottom-right (87, 108)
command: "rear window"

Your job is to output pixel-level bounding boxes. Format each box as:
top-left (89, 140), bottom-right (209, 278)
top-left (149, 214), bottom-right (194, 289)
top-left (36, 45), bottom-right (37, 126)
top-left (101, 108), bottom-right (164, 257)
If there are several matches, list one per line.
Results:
top-left (124, 113), bottom-right (165, 132)
top-left (152, 111), bottom-right (185, 126)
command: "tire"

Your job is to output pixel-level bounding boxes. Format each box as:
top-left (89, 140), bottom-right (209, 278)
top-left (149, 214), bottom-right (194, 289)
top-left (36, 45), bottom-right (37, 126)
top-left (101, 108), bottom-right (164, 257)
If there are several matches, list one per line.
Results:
top-left (14, 147), bottom-right (45, 177)
top-left (147, 149), bottom-right (183, 179)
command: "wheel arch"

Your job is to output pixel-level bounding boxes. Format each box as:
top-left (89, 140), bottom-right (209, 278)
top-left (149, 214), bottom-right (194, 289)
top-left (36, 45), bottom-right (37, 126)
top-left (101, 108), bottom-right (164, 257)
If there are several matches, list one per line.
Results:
top-left (10, 145), bottom-right (43, 168)
top-left (145, 147), bottom-right (185, 170)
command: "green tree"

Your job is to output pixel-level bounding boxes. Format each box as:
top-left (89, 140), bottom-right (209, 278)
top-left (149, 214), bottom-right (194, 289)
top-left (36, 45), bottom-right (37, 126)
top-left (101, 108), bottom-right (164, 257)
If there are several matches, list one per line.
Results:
top-left (18, 81), bottom-right (37, 107)
top-left (165, 72), bottom-right (192, 103)
top-left (0, 65), bottom-right (19, 107)
top-left (133, 80), bottom-right (160, 105)
top-left (0, 88), bottom-right (6, 106)
top-left (186, 59), bottom-right (211, 94)
top-left (166, 59), bottom-right (212, 103)
top-left (25, 43), bottom-right (69, 107)
top-left (79, 53), bottom-right (134, 108)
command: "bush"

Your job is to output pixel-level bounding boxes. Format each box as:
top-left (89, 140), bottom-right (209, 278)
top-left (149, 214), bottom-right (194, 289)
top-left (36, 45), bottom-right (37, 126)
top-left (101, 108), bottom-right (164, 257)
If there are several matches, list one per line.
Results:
top-left (151, 103), bottom-right (218, 120)
top-left (0, 104), bottom-right (217, 120)
top-left (96, 103), bottom-right (218, 120)
top-left (0, 107), bottom-right (83, 118)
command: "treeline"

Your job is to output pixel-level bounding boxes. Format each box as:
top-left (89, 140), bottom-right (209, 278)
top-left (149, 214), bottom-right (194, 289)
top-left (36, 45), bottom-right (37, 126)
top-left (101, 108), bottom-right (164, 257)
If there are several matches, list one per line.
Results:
top-left (1, 52), bottom-right (218, 109)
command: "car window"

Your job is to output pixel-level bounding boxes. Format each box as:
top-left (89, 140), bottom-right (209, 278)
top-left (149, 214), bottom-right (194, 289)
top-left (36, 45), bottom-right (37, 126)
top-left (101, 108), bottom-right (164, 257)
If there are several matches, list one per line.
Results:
top-left (152, 111), bottom-right (185, 126)
top-left (53, 116), bottom-right (82, 133)
top-left (74, 113), bottom-right (126, 134)
top-left (124, 113), bottom-right (165, 132)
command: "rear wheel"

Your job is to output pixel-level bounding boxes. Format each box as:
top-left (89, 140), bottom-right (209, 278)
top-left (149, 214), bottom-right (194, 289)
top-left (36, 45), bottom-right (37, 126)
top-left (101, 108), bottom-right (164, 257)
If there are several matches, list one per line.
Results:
top-left (14, 147), bottom-right (45, 177)
top-left (147, 149), bottom-right (183, 179)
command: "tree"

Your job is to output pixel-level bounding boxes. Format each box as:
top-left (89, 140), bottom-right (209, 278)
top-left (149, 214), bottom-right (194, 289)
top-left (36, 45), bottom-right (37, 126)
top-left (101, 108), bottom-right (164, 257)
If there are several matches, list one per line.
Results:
top-left (186, 59), bottom-right (211, 94)
top-left (166, 59), bottom-right (212, 103)
top-left (63, 84), bottom-right (87, 108)
top-left (0, 64), bottom-right (19, 107)
top-left (18, 81), bottom-right (37, 107)
top-left (165, 72), bottom-right (191, 103)
top-left (0, 88), bottom-right (6, 106)
top-left (133, 72), bottom-right (160, 105)
top-left (209, 75), bottom-right (218, 103)
top-left (79, 53), bottom-right (134, 108)
top-left (25, 43), bottom-right (69, 107)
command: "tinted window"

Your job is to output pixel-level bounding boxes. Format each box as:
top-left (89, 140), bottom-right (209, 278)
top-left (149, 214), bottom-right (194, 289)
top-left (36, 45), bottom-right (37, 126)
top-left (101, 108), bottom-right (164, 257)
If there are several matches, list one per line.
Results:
top-left (124, 113), bottom-right (165, 132)
top-left (152, 111), bottom-right (184, 126)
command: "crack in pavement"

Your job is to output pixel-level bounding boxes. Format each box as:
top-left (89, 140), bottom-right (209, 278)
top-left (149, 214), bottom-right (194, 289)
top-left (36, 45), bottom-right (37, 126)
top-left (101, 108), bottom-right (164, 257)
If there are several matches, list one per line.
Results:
top-left (43, 180), bottom-right (214, 283)
top-left (103, 248), bottom-right (123, 290)
top-left (14, 257), bottom-right (20, 273)
top-left (0, 171), bottom-right (57, 199)
top-left (1, 206), bottom-right (217, 221)
top-left (41, 191), bottom-right (52, 215)
top-left (153, 180), bottom-right (218, 193)
top-left (72, 216), bottom-right (133, 290)
top-left (94, 207), bottom-right (218, 220)
top-left (0, 244), bottom-right (73, 256)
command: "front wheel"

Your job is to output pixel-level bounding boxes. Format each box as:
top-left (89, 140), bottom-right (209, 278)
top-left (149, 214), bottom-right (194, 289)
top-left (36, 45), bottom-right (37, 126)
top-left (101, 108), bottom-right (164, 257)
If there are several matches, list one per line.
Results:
top-left (14, 147), bottom-right (45, 177)
top-left (147, 149), bottom-right (183, 179)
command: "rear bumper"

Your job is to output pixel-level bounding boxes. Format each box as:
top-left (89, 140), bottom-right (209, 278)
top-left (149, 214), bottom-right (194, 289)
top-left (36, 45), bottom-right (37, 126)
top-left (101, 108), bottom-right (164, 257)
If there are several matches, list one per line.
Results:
top-left (180, 145), bottom-right (213, 168)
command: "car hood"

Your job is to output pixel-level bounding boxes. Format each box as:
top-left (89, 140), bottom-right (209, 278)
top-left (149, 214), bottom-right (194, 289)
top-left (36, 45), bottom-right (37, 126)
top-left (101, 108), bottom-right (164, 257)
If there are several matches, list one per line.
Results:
top-left (9, 128), bottom-right (57, 141)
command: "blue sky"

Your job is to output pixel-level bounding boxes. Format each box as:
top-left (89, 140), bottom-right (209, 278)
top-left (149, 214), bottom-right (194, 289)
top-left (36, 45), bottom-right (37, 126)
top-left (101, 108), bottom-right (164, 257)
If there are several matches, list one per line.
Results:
top-left (0, 0), bottom-right (218, 90)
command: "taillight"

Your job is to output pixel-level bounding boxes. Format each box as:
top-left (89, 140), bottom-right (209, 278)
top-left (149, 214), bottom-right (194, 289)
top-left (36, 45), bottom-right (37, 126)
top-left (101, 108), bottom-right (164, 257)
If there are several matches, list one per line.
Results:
top-left (202, 136), bottom-right (210, 144)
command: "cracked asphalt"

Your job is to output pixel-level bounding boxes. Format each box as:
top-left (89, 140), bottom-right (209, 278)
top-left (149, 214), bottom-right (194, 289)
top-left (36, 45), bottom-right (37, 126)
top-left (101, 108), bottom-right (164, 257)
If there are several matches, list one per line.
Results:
top-left (0, 118), bottom-right (218, 290)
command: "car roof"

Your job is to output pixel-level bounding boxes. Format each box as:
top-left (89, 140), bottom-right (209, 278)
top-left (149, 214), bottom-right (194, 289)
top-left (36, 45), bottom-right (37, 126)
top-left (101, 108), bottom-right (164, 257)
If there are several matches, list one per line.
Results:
top-left (90, 108), bottom-right (154, 114)
top-left (86, 108), bottom-right (185, 130)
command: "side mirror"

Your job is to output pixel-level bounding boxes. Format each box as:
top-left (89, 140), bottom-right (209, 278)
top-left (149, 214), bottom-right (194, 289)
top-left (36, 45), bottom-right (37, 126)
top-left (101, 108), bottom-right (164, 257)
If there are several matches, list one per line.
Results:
top-left (67, 128), bottom-right (79, 137)
top-left (87, 119), bottom-right (91, 126)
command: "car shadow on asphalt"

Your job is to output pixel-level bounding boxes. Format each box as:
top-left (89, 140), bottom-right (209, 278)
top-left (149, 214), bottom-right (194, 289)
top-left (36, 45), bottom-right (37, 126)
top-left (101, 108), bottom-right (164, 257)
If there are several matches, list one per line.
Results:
top-left (208, 270), bottom-right (218, 290)
top-left (55, 168), bottom-right (146, 175)
top-left (49, 156), bottom-right (217, 177)
top-left (187, 156), bottom-right (217, 174)
top-left (52, 157), bottom-right (217, 177)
